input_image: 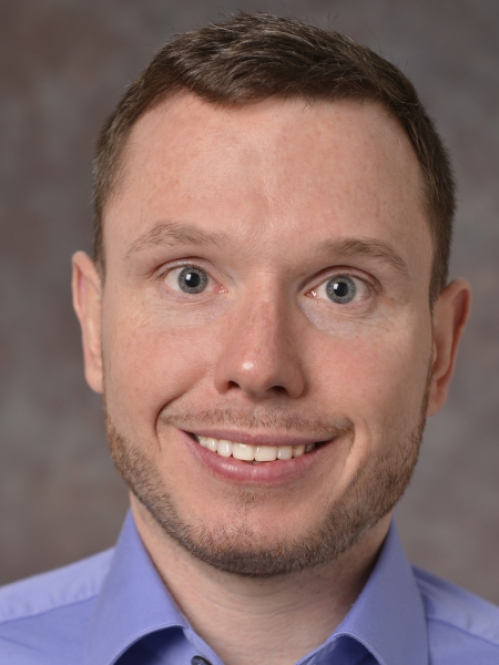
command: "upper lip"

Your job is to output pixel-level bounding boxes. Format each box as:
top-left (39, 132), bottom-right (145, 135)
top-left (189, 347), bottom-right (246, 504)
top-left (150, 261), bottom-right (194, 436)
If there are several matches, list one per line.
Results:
top-left (186, 428), bottom-right (334, 447)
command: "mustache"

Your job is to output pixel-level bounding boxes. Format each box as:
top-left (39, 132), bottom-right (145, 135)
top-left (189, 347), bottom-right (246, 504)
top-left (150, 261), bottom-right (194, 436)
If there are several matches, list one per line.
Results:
top-left (159, 407), bottom-right (354, 439)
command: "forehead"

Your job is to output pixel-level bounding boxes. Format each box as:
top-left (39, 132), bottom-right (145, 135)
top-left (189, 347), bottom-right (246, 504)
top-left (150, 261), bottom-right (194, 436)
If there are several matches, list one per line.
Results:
top-left (105, 93), bottom-right (430, 270)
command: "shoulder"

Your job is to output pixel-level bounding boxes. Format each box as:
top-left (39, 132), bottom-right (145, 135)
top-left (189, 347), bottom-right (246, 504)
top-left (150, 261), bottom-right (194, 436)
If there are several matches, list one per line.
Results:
top-left (413, 565), bottom-right (499, 663)
top-left (0, 548), bottom-right (114, 664)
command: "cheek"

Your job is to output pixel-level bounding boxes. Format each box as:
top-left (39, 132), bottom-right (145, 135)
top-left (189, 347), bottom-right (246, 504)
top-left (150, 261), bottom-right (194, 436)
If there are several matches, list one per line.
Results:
top-left (312, 314), bottom-right (432, 430)
top-left (101, 296), bottom-right (218, 435)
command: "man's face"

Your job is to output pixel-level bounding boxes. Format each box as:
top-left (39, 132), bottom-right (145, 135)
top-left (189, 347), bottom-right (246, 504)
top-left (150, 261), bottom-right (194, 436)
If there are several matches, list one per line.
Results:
top-left (86, 95), bottom-right (438, 574)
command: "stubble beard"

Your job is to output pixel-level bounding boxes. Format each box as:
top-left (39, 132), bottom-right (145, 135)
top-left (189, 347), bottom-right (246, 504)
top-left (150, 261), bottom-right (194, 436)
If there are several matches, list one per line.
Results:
top-left (106, 384), bottom-right (429, 578)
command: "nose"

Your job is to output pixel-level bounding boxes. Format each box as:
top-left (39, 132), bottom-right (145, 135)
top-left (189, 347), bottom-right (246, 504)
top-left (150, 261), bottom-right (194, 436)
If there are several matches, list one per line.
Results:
top-left (213, 288), bottom-right (307, 399)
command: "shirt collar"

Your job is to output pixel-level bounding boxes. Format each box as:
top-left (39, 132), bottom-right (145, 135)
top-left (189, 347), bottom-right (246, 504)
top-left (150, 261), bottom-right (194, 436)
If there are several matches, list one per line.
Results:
top-left (322, 521), bottom-right (429, 665)
top-left (86, 513), bottom-right (428, 665)
top-left (85, 511), bottom-right (189, 665)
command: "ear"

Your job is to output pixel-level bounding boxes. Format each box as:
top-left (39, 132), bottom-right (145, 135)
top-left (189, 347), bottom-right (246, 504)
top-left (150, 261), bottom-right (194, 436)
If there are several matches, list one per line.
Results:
top-left (427, 278), bottom-right (472, 415)
top-left (72, 251), bottom-right (103, 394)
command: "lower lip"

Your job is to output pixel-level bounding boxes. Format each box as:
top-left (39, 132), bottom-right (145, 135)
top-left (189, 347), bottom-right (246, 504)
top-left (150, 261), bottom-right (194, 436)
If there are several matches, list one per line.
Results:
top-left (180, 430), bottom-right (335, 485)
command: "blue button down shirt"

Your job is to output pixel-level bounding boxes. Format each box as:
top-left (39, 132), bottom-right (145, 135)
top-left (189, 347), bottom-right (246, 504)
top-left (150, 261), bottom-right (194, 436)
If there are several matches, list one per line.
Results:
top-left (1, 512), bottom-right (498, 664)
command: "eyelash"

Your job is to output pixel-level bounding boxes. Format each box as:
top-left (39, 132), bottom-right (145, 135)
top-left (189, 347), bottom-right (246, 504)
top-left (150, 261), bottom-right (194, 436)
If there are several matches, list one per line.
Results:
top-left (306, 272), bottom-right (375, 303)
top-left (159, 262), bottom-right (218, 293)
top-left (159, 263), bottom-right (376, 303)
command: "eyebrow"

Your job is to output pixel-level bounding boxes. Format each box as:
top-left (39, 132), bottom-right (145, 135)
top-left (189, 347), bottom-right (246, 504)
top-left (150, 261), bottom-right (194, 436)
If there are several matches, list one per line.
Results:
top-left (126, 221), bottom-right (410, 277)
top-left (316, 237), bottom-right (410, 278)
top-left (125, 220), bottom-right (229, 259)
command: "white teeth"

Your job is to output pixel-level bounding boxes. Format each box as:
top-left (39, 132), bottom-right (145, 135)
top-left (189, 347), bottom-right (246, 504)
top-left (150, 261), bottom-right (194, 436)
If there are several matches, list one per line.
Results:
top-left (216, 440), bottom-right (233, 457)
top-left (277, 446), bottom-right (293, 460)
top-left (195, 436), bottom-right (316, 462)
top-left (232, 443), bottom-right (255, 461)
top-left (255, 446), bottom-right (278, 462)
top-left (206, 438), bottom-right (218, 452)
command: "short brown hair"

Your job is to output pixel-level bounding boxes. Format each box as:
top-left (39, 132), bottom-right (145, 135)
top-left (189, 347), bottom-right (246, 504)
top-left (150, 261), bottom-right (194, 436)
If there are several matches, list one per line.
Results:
top-left (93, 12), bottom-right (454, 300)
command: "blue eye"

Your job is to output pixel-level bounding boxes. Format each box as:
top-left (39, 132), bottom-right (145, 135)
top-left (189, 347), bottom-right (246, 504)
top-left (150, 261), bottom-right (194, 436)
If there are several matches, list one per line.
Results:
top-left (325, 275), bottom-right (357, 304)
top-left (177, 267), bottom-right (208, 294)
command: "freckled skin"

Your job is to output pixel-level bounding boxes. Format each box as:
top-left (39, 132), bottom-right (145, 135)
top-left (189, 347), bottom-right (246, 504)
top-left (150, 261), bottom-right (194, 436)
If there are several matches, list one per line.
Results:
top-left (72, 94), bottom-right (470, 664)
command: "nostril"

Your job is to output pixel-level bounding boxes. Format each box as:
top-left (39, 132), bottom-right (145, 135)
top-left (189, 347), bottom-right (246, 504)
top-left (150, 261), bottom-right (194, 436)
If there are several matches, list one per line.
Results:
top-left (191, 657), bottom-right (213, 665)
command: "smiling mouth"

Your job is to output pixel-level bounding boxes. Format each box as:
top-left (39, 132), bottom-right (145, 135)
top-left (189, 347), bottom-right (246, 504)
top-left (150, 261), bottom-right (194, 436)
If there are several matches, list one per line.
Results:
top-left (191, 434), bottom-right (323, 463)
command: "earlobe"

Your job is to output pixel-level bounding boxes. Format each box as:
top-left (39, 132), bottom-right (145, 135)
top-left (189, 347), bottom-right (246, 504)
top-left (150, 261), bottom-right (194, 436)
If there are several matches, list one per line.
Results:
top-left (427, 278), bottom-right (472, 415)
top-left (71, 251), bottom-right (104, 394)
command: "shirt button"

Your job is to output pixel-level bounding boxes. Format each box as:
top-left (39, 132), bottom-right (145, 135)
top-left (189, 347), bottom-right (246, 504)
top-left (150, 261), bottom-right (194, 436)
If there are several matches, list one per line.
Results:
top-left (191, 657), bottom-right (213, 665)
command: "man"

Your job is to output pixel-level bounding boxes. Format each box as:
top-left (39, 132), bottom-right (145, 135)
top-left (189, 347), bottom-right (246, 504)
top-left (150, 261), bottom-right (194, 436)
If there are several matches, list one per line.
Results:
top-left (0, 12), bottom-right (497, 665)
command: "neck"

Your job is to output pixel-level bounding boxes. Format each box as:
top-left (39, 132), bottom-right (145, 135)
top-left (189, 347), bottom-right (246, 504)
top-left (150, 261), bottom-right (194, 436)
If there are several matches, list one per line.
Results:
top-left (131, 498), bottom-right (390, 665)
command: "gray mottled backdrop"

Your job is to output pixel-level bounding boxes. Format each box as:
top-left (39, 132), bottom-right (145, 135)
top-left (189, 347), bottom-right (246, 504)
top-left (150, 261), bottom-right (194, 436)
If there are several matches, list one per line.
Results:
top-left (1, 0), bottom-right (498, 601)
